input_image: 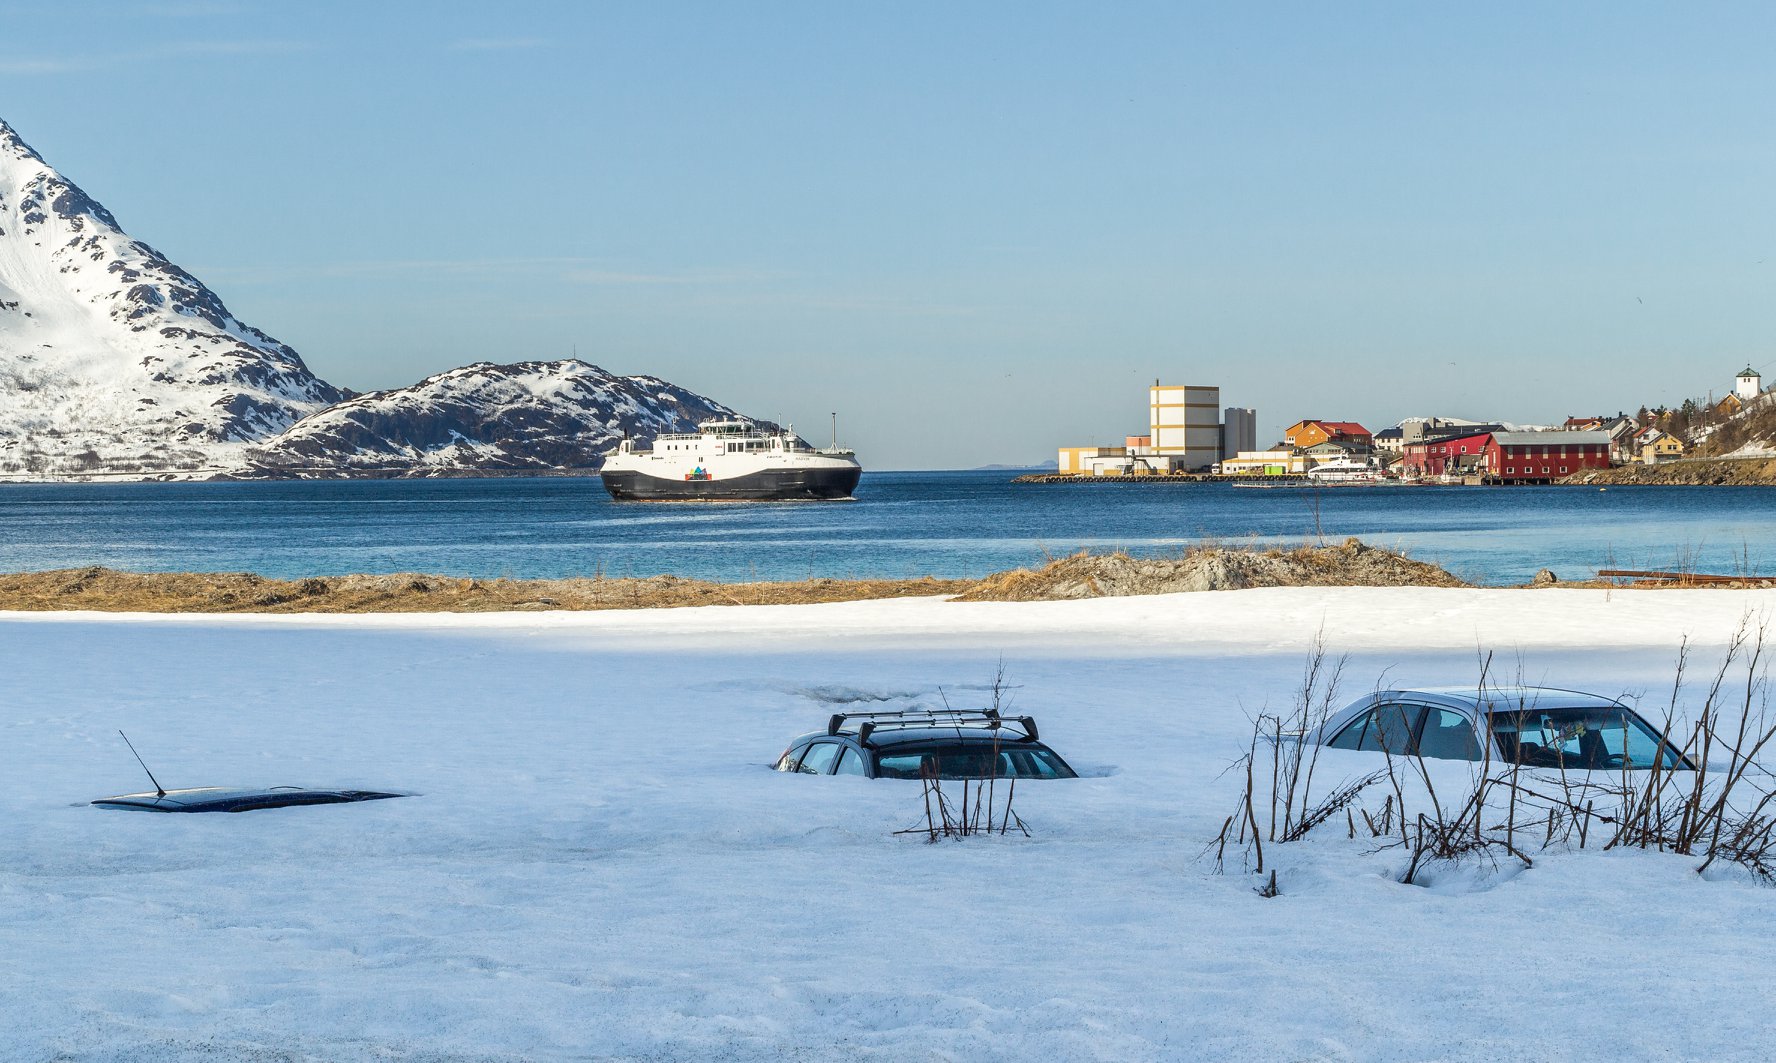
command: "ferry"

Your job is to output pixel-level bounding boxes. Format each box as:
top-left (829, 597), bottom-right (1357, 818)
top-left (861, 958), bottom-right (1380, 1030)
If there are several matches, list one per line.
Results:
top-left (599, 420), bottom-right (862, 501)
top-left (1305, 458), bottom-right (1384, 484)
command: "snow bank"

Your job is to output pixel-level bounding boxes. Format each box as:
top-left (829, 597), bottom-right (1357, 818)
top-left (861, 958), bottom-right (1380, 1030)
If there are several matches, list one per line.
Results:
top-left (4, 588), bottom-right (1775, 1061)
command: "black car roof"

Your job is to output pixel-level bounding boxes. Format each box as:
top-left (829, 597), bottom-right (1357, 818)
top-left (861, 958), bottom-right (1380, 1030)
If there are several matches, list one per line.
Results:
top-left (92, 786), bottom-right (406, 813)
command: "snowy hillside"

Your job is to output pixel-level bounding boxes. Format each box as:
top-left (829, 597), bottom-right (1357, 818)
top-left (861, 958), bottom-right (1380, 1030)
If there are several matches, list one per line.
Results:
top-left (0, 119), bottom-right (344, 478)
top-left (245, 360), bottom-right (752, 477)
top-left (5, 589), bottom-right (1775, 1059)
top-left (0, 116), bottom-right (760, 481)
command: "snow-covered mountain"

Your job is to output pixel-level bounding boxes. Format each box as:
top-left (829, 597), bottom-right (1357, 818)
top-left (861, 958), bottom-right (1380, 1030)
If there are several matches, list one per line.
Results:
top-left (244, 360), bottom-right (751, 478)
top-left (0, 117), bottom-right (759, 481)
top-left (0, 118), bottom-right (345, 478)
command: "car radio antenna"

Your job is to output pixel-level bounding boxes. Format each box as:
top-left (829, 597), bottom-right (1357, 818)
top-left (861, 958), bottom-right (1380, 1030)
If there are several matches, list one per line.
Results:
top-left (118, 730), bottom-right (166, 797)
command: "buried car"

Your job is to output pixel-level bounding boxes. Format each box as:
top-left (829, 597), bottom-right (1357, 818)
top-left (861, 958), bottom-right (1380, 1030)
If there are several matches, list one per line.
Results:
top-left (776, 708), bottom-right (1078, 779)
top-left (92, 732), bottom-right (407, 813)
top-left (92, 786), bottom-right (407, 813)
top-left (1302, 687), bottom-right (1695, 770)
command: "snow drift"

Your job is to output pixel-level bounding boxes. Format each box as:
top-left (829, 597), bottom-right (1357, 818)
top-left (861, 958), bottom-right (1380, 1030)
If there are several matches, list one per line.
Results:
top-left (5, 588), bottom-right (1776, 1060)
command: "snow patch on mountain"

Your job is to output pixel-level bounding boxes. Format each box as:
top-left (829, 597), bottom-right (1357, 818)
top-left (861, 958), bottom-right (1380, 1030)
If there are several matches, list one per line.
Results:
top-left (245, 360), bottom-right (751, 478)
top-left (0, 116), bottom-right (767, 481)
top-left (0, 119), bottom-right (345, 479)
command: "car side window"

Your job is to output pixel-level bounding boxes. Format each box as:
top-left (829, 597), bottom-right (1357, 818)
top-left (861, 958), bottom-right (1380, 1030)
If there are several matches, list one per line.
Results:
top-left (874, 752), bottom-right (928, 779)
top-left (1328, 703), bottom-right (1424, 755)
top-left (834, 747), bottom-right (866, 775)
top-left (799, 742), bottom-right (841, 775)
top-left (1415, 707), bottom-right (1481, 761)
top-left (775, 744), bottom-right (808, 772)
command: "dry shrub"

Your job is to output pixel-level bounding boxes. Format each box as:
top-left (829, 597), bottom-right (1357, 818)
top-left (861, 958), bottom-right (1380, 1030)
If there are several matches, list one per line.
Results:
top-left (1215, 617), bottom-right (1776, 890)
top-left (897, 663), bottom-right (1032, 842)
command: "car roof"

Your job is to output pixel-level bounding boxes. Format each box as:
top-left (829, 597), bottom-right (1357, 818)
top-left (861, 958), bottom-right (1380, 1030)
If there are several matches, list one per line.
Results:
top-left (92, 786), bottom-right (406, 813)
top-left (1310, 686), bottom-right (1639, 744)
top-left (1382, 686), bottom-right (1628, 712)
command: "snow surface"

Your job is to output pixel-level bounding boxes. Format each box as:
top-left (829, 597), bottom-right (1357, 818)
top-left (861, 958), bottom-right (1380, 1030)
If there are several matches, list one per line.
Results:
top-left (5, 588), bottom-right (1776, 1061)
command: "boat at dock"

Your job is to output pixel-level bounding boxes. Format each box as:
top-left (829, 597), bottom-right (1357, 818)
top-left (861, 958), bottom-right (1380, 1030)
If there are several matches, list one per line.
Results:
top-left (599, 420), bottom-right (862, 501)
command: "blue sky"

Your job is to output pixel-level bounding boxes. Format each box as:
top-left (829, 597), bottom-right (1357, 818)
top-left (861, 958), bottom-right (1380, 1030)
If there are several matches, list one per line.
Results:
top-left (5, 2), bottom-right (1774, 468)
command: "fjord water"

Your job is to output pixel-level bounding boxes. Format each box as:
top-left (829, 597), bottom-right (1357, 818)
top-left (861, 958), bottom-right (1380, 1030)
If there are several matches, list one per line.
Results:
top-left (0, 473), bottom-right (1768, 585)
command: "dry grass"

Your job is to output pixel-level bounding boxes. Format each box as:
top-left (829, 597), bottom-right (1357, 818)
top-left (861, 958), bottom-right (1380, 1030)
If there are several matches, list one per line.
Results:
top-left (0, 537), bottom-right (1757, 614)
top-left (0, 567), bottom-right (974, 614)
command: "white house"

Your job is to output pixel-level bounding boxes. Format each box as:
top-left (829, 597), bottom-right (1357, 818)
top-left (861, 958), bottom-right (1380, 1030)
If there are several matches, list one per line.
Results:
top-left (1737, 366), bottom-right (1763, 402)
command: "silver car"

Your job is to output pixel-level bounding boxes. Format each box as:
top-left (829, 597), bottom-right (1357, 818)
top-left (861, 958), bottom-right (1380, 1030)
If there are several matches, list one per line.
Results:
top-left (1302, 686), bottom-right (1693, 770)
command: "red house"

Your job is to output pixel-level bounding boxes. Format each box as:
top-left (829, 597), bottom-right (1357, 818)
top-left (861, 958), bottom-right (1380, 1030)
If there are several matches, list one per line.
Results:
top-left (1401, 432), bottom-right (1494, 478)
top-left (1485, 432), bottom-right (1612, 482)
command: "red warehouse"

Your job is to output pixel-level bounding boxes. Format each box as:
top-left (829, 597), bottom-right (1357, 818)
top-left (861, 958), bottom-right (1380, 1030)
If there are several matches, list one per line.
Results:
top-left (1485, 431), bottom-right (1612, 483)
top-left (1400, 432), bottom-right (1494, 478)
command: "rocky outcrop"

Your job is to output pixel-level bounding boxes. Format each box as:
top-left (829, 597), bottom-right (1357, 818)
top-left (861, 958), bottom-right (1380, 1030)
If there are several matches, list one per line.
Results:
top-left (1564, 458), bottom-right (1776, 486)
top-left (953, 538), bottom-right (1468, 601)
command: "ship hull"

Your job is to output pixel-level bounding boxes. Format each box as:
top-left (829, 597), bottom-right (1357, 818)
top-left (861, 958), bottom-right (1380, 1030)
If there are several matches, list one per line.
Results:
top-left (600, 464), bottom-right (861, 501)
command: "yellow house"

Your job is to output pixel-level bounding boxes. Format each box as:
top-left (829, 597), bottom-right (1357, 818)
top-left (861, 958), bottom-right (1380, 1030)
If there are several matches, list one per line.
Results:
top-left (1643, 435), bottom-right (1686, 464)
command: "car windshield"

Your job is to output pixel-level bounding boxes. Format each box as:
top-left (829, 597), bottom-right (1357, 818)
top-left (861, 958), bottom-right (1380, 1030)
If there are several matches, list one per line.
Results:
top-left (874, 744), bottom-right (1076, 780)
top-left (1488, 706), bottom-right (1683, 770)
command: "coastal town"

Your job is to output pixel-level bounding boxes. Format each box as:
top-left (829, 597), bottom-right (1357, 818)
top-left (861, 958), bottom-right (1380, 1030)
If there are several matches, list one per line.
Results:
top-left (1044, 365), bottom-right (1775, 485)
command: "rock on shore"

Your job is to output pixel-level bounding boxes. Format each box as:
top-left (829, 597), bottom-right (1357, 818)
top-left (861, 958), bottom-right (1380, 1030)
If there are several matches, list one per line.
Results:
top-left (954, 538), bottom-right (1467, 601)
top-left (1564, 458), bottom-right (1776, 486)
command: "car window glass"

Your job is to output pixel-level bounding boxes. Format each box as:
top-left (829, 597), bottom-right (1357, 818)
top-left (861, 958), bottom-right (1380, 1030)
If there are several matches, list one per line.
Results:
top-left (1360, 704), bottom-right (1423, 754)
top-left (775, 745), bottom-right (808, 772)
top-left (1328, 704), bottom-right (1422, 753)
top-left (1414, 708), bottom-right (1481, 761)
top-left (834, 747), bottom-right (866, 775)
top-left (1002, 749), bottom-right (1070, 778)
top-left (874, 751), bottom-right (925, 779)
top-left (798, 742), bottom-right (841, 775)
top-left (1489, 707), bottom-right (1681, 769)
top-left (873, 744), bottom-right (1074, 780)
top-left (1326, 713), bottom-right (1371, 750)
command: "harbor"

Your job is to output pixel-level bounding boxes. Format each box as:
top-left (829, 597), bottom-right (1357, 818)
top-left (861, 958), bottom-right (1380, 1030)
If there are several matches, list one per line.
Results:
top-left (1042, 368), bottom-right (1773, 488)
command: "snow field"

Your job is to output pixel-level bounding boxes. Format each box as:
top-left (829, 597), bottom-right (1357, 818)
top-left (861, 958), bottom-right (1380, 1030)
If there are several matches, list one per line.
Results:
top-left (3, 588), bottom-right (1775, 1061)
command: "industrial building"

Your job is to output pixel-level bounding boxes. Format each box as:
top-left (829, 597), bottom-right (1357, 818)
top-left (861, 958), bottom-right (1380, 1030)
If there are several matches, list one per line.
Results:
top-left (1055, 381), bottom-right (1246, 475)
top-left (1221, 407), bottom-right (1257, 460)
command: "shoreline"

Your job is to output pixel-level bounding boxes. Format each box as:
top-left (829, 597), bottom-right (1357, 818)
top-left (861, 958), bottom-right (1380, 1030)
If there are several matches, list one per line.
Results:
top-left (4, 541), bottom-right (1767, 613)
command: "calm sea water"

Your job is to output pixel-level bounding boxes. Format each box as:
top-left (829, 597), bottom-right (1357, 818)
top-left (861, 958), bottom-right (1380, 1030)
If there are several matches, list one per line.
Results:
top-left (0, 473), bottom-right (1769, 585)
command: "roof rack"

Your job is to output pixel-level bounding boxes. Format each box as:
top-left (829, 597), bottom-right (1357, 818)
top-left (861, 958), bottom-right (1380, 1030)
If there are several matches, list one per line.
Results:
top-left (827, 708), bottom-right (1039, 746)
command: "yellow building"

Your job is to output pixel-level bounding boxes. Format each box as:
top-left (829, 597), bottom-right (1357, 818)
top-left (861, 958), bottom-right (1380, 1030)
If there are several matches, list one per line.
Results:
top-left (1147, 383), bottom-right (1221, 471)
top-left (1643, 435), bottom-right (1686, 464)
